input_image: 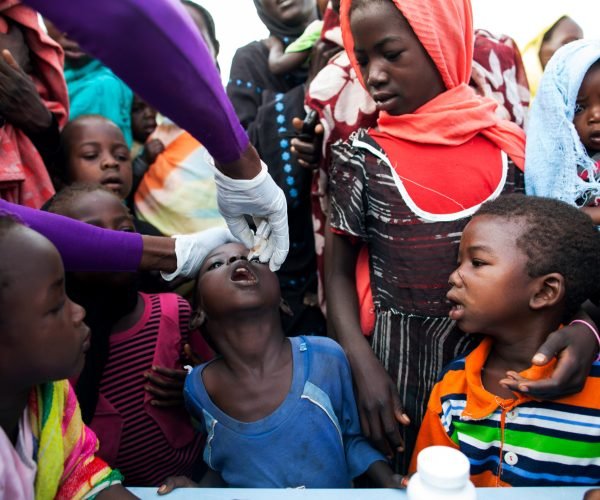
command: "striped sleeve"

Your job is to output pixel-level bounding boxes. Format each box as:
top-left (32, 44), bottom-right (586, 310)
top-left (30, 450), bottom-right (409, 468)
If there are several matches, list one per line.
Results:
top-left (410, 405), bottom-right (460, 473)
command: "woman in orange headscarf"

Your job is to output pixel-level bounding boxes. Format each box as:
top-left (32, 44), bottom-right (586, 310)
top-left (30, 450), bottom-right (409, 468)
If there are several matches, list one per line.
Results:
top-left (326, 0), bottom-right (530, 470)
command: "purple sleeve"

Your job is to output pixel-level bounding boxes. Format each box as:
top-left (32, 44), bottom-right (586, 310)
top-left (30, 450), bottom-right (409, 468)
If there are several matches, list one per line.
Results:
top-left (27, 0), bottom-right (248, 164)
top-left (0, 199), bottom-right (143, 272)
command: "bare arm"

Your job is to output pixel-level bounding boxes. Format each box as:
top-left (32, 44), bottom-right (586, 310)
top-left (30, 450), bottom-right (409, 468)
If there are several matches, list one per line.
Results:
top-left (95, 484), bottom-right (138, 499)
top-left (269, 49), bottom-right (311, 75)
top-left (325, 232), bottom-right (409, 456)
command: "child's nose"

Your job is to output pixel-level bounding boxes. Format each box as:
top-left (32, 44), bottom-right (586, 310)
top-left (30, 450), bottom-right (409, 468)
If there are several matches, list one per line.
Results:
top-left (367, 62), bottom-right (388, 87)
top-left (448, 267), bottom-right (463, 288)
top-left (590, 105), bottom-right (600, 122)
top-left (100, 155), bottom-right (119, 169)
top-left (70, 299), bottom-right (86, 324)
top-left (227, 254), bottom-right (247, 264)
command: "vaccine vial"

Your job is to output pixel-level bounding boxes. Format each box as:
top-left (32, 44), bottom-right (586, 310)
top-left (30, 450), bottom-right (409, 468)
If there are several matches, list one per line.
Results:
top-left (407, 446), bottom-right (477, 500)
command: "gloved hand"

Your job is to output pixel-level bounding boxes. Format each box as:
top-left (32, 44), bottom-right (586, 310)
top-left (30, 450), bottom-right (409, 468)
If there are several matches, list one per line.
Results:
top-left (160, 227), bottom-right (237, 281)
top-left (213, 160), bottom-right (289, 272)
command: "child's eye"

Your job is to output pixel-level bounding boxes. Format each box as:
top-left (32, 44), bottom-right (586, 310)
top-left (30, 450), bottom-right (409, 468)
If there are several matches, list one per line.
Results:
top-left (48, 300), bottom-right (65, 315)
top-left (250, 256), bottom-right (264, 264)
top-left (471, 259), bottom-right (486, 268)
top-left (384, 51), bottom-right (401, 62)
top-left (207, 261), bottom-right (223, 271)
top-left (575, 103), bottom-right (585, 115)
top-left (82, 153), bottom-right (98, 160)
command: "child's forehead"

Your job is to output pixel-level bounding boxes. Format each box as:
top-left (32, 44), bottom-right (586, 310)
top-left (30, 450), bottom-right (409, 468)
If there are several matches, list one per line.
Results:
top-left (205, 242), bottom-right (247, 261)
top-left (465, 215), bottom-right (526, 245)
top-left (69, 117), bottom-right (125, 144)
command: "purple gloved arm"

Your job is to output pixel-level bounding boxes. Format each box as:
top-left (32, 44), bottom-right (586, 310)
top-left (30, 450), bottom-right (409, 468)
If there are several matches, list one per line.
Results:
top-left (0, 199), bottom-right (142, 272)
top-left (27, 0), bottom-right (248, 164)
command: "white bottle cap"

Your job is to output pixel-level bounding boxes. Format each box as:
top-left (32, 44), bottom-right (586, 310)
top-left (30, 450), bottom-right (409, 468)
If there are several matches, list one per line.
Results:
top-left (417, 446), bottom-right (470, 490)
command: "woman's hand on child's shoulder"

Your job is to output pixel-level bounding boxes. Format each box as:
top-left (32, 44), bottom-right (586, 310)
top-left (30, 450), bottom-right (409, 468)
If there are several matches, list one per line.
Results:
top-left (500, 319), bottom-right (599, 399)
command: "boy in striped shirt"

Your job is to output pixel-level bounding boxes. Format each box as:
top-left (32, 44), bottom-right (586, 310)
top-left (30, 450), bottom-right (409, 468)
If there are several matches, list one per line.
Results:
top-left (411, 194), bottom-right (600, 487)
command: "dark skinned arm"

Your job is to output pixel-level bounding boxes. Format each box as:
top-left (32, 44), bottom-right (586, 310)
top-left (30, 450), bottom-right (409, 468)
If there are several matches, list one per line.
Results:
top-left (325, 231), bottom-right (409, 457)
top-left (157, 470), bottom-right (226, 495)
top-left (366, 461), bottom-right (408, 488)
top-left (95, 484), bottom-right (138, 499)
top-left (501, 308), bottom-right (600, 399)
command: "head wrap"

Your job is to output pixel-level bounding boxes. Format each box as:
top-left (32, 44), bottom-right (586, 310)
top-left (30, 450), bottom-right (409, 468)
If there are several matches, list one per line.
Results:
top-left (253, 0), bottom-right (317, 42)
top-left (520, 15), bottom-right (568, 99)
top-left (525, 39), bottom-right (600, 206)
top-left (339, 0), bottom-right (525, 169)
top-left (0, 0), bottom-right (68, 207)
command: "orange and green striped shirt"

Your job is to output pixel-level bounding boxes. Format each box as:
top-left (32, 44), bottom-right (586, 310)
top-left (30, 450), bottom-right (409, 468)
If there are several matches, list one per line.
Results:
top-left (411, 338), bottom-right (600, 487)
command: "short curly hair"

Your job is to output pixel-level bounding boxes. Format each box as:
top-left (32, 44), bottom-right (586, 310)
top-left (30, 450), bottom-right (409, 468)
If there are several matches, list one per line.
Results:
top-left (46, 182), bottom-right (126, 218)
top-left (475, 194), bottom-right (600, 319)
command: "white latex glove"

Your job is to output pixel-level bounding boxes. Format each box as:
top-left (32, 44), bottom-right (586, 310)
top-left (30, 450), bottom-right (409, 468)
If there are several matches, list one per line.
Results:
top-left (160, 227), bottom-right (237, 281)
top-left (213, 160), bottom-right (289, 272)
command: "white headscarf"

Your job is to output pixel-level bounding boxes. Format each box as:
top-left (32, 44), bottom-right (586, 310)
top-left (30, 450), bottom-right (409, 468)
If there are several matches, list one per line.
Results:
top-left (525, 39), bottom-right (600, 206)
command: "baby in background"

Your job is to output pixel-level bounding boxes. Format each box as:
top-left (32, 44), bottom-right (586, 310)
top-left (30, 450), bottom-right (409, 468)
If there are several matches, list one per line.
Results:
top-left (526, 39), bottom-right (600, 224)
top-left (411, 194), bottom-right (600, 487)
top-left (265, 18), bottom-right (324, 75)
top-left (158, 242), bottom-right (406, 492)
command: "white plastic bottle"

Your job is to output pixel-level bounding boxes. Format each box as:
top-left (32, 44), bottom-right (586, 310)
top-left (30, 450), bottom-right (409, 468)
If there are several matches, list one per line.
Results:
top-left (407, 446), bottom-right (477, 500)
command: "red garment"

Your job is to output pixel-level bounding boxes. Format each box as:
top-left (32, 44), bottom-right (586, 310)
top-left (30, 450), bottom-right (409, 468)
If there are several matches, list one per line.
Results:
top-left (339, 0), bottom-right (525, 176)
top-left (0, 0), bottom-right (68, 208)
top-left (471, 29), bottom-right (530, 128)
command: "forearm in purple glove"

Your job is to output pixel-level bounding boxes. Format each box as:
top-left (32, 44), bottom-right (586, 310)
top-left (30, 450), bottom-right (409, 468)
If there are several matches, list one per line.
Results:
top-left (0, 199), bottom-right (142, 272)
top-left (27, 0), bottom-right (248, 164)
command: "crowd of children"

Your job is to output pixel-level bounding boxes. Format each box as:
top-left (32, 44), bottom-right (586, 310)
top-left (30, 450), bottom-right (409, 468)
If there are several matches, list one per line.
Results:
top-left (1, 0), bottom-right (600, 498)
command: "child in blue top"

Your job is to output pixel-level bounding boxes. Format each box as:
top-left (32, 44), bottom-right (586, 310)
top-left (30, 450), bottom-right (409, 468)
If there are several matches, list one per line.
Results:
top-left (526, 39), bottom-right (600, 224)
top-left (158, 242), bottom-right (404, 491)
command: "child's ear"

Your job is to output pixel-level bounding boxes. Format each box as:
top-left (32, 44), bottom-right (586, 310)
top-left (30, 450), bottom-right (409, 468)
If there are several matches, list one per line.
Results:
top-left (530, 273), bottom-right (565, 310)
top-left (189, 309), bottom-right (207, 330)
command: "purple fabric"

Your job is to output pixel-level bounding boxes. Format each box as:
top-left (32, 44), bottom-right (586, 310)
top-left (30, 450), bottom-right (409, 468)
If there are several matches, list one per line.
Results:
top-left (0, 199), bottom-right (143, 272)
top-left (26, 0), bottom-right (248, 164)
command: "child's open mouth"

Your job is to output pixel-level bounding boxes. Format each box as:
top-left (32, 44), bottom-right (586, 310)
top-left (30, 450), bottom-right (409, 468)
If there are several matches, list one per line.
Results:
top-left (101, 175), bottom-right (123, 192)
top-left (448, 303), bottom-right (464, 321)
top-left (446, 290), bottom-right (465, 321)
top-left (230, 263), bottom-right (258, 286)
top-left (589, 130), bottom-right (600, 147)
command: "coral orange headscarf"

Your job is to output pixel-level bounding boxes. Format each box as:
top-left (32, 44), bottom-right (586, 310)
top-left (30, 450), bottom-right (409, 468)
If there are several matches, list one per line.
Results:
top-left (339, 0), bottom-right (525, 170)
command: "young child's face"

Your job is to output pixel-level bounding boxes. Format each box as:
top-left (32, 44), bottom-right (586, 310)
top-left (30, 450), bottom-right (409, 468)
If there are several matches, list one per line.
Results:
top-left (183, 4), bottom-right (218, 61)
top-left (574, 63), bottom-right (600, 156)
top-left (65, 117), bottom-right (133, 200)
top-left (64, 189), bottom-right (136, 232)
top-left (131, 95), bottom-right (157, 144)
top-left (350, 1), bottom-right (445, 116)
top-left (446, 215), bottom-right (535, 335)
top-left (62, 189), bottom-right (136, 287)
top-left (0, 225), bottom-right (90, 387)
top-left (196, 242), bottom-right (280, 319)
top-left (539, 17), bottom-right (583, 69)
